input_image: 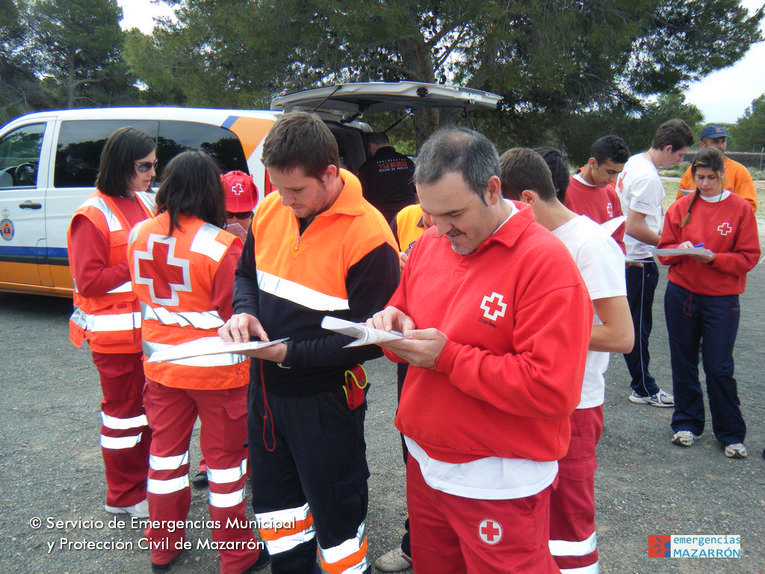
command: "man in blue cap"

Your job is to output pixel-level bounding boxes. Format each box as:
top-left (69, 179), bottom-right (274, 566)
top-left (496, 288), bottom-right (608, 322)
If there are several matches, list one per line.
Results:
top-left (676, 125), bottom-right (757, 211)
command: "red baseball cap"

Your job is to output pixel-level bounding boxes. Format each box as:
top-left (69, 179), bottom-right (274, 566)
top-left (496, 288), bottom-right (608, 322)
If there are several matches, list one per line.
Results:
top-left (221, 170), bottom-right (258, 212)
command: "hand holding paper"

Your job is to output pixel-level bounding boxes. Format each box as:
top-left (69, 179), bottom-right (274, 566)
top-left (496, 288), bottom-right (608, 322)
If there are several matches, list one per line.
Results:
top-left (654, 246), bottom-right (714, 257)
top-left (147, 336), bottom-right (289, 363)
top-left (320, 316), bottom-right (405, 347)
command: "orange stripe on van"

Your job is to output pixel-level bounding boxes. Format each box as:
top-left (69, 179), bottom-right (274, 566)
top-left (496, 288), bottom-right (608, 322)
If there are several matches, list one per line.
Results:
top-left (226, 116), bottom-right (275, 161)
top-left (258, 515), bottom-right (314, 541)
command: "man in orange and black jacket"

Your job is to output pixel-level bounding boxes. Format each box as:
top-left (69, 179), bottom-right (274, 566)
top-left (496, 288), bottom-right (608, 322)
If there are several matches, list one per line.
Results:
top-left (219, 112), bottom-right (400, 574)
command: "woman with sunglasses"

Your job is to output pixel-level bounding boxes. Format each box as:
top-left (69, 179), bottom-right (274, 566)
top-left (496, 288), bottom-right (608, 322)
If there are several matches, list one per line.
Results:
top-left (128, 151), bottom-right (268, 573)
top-left (67, 126), bottom-right (157, 518)
top-left (657, 147), bottom-right (760, 458)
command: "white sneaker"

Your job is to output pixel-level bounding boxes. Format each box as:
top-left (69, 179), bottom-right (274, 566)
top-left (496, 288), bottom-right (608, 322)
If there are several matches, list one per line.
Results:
top-left (104, 498), bottom-right (149, 518)
top-left (724, 443), bottom-right (748, 459)
top-left (671, 430), bottom-right (698, 447)
top-left (628, 389), bottom-right (674, 407)
top-left (374, 546), bottom-right (412, 572)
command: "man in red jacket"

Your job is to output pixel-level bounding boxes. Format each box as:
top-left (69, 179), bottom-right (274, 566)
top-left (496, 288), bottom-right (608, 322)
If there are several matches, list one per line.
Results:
top-left (368, 127), bottom-right (593, 574)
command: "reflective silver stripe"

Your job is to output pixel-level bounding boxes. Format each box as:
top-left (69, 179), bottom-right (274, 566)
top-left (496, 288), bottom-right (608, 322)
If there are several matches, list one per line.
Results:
top-left (257, 503), bottom-right (314, 555)
top-left (264, 528), bottom-right (316, 555)
top-left (549, 531), bottom-right (598, 557)
top-left (207, 458), bottom-right (247, 484)
top-left (257, 270), bottom-right (349, 312)
top-left (100, 412), bottom-right (147, 430)
top-left (83, 196), bottom-right (122, 231)
top-left (190, 223), bottom-right (227, 262)
top-left (142, 339), bottom-right (248, 367)
top-left (141, 303), bottom-right (223, 329)
top-left (128, 219), bottom-right (150, 244)
top-left (107, 281), bottom-right (133, 294)
top-left (70, 307), bottom-right (141, 332)
top-left (559, 563), bottom-right (599, 574)
top-left (208, 487), bottom-right (245, 509)
top-left (149, 452), bottom-right (189, 471)
top-left (135, 191), bottom-right (156, 213)
top-left (101, 432), bottom-right (143, 450)
top-left (320, 522), bottom-right (367, 567)
top-left (148, 475), bottom-right (189, 495)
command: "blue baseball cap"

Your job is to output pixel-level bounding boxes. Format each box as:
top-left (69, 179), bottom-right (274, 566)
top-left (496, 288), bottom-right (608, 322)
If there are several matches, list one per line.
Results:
top-left (700, 125), bottom-right (728, 140)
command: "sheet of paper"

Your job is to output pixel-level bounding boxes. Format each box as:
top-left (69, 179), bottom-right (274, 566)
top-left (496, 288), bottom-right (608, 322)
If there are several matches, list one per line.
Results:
top-left (320, 316), bottom-right (405, 348)
top-left (653, 246), bottom-right (714, 257)
top-left (600, 215), bottom-right (625, 237)
top-left (147, 337), bottom-right (289, 363)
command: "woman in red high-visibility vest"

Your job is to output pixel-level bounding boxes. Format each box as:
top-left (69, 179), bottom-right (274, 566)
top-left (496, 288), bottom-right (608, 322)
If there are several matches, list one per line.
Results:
top-left (128, 151), bottom-right (269, 573)
top-left (67, 127), bottom-right (156, 518)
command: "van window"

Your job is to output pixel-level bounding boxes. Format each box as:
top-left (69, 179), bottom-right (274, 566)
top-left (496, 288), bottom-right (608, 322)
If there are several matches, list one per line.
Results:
top-left (53, 119), bottom-right (249, 188)
top-left (0, 123), bottom-right (45, 188)
top-left (158, 121), bottom-right (248, 173)
top-left (54, 120), bottom-right (159, 188)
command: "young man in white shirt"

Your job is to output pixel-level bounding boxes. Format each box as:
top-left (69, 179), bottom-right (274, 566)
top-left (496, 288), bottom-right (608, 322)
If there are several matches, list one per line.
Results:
top-left (615, 118), bottom-right (693, 407)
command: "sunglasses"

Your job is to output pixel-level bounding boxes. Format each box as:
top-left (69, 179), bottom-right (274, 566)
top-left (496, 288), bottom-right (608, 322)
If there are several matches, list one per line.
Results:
top-left (135, 159), bottom-right (158, 173)
top-left (226, 211), bottom-right (253, 220)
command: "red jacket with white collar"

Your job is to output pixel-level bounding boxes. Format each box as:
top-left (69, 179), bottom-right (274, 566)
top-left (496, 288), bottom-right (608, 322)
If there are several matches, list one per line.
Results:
top-left (388, 203), bottom-right (593, 464)
top-left (658, 192), bottom-right (760, 296)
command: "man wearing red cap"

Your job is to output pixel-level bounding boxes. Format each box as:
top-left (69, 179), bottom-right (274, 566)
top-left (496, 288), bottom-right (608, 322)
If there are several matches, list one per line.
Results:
top-left (676, 125), bottom-right (757, 211)
top-left (222, 170), bottom-right (259, 242)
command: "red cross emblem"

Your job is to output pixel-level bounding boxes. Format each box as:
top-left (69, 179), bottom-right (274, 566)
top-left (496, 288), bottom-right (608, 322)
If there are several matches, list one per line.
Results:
top-left (480, 292), bottom-right (507, 321)
top-left (231, 182), bottom-right (244, 195)
top-left (133, 234), bottom-right (191, 306)
top-left (717, 222), bottom-right (732, 236)
top-left (479, 519), bottom-right (502, 545)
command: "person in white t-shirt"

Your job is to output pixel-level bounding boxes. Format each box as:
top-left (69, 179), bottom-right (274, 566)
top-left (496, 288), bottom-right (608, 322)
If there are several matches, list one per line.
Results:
top-left (501, 147), bottom-right (634, 574)
top-left (615, 119), bottom-right (693, 408)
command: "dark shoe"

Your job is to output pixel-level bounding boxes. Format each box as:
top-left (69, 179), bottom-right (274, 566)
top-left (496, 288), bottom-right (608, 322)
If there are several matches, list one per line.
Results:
top-left (151, 550), bottom-right (184, 572)
top-left (191, 470), bottom-right (208, 488)
top-left (241, 548), bottom-right (271, 572)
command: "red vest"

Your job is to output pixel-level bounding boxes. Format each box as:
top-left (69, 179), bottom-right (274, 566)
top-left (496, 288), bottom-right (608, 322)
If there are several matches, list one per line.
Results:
top-left (67, 190), bottom-right (154, 353)
top-left (127, 212), bottom-right (248, 390)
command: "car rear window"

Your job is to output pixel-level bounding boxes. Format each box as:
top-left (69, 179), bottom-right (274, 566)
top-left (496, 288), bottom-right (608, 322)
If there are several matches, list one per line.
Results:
top-left (54, 119), bottom-right (249, 188)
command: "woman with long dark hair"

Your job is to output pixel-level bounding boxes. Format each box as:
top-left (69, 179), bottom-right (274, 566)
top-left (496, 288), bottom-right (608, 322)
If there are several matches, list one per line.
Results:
top-left (658, 147), bottom-right (760, 458)
top-left (128, 151), bottom-right (268, 572)
top-left (67, 126), bottom-right (156, 518)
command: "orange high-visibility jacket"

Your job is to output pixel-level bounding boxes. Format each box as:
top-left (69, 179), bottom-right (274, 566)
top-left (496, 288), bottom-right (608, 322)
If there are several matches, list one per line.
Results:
top-left (128, 212), bottom-right (248, 390)
top-left (67, 190), bottom-right (154, 353)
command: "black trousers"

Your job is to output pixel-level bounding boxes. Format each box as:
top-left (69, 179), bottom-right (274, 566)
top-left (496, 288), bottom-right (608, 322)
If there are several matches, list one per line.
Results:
top-left (248, 380), bottom-right (369, 574)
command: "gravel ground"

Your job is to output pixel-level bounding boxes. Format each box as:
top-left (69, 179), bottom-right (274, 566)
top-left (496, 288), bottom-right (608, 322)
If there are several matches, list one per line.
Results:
top-left (1, 256), bottom-right (763, 573)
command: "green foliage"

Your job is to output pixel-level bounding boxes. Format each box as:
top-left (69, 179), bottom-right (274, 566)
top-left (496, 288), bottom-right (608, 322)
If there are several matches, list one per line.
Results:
top-left (730, 95), bottom-right (765, 152)
top-left (1, 0), bottom-right (763, 155)
top-left (1, 0), bottom-right (53, 125)
top-left (127, 0), bottom-right (761, 148)
top-left (31, 0), bottom-right (137, 108)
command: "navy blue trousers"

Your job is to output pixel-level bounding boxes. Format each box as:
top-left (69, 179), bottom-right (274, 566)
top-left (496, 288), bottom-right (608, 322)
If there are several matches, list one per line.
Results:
top-left (664, 281), bottom-right (746, 445)
top-left (624, 260), bottom-right (660, 396)
top-left (248, 380), bottom-right (369, 574)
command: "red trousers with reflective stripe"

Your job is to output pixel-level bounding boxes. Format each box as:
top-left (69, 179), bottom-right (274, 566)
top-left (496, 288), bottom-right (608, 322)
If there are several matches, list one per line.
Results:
top-left (91, 351), bottom-right (150, 508)
top-left (549, 406), bottom-right (603, 572)
top-left (143, 380), bottom-right (263, 573)
top-left (407, 456), bottom-right (560, 574)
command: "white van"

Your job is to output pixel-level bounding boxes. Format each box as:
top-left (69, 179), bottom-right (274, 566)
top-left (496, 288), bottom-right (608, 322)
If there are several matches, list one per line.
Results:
top-left (0, 82), bottom-right (501, 297)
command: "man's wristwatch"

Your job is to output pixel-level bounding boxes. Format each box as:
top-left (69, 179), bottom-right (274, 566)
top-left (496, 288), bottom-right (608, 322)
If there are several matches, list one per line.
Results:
top-left (277, 340), bottom-right (292, 369)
